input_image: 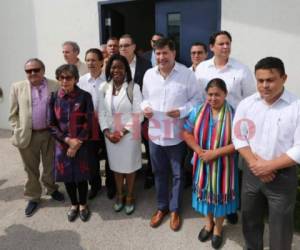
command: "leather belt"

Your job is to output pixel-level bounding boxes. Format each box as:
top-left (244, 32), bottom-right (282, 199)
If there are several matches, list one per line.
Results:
top-left (32, 128), bottom-right (48, 132)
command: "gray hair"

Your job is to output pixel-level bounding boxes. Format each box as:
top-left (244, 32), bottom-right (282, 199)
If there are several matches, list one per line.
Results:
top-left (24, 58), bottom-right (45, 71)
top-left (62, 41), bottom-right (80, 54)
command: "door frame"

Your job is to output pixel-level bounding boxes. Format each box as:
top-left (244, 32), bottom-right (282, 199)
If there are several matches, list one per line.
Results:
top-left (97, 0), bottom-right (137, 43)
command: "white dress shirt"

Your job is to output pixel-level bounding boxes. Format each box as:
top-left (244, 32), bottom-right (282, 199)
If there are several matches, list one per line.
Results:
top-left (141, 62), bottom-right (203, 146)
top-left (232, 89), bottom-right (300, 164)
top-left (129, 56), bottom-right (137, 79)
top-left (195, 57), bottom-right (256, 109)
top-left (78, 72), bottom-right (105, 112)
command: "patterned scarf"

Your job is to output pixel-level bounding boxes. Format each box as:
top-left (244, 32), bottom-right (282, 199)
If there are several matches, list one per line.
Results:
top-left (192, 101), bottom-right (237, 205)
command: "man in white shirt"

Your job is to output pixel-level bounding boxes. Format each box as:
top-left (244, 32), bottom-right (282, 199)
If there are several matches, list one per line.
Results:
top-left (142, 38), bottom-right (202, 231)
top-left (195, 30), bottom-right (256, 224)
top-left (189, 42), bottom-right (208, 72)
top-left (232, 57), bottom-right (300, 250)
top-left (195, 31), bottom-right (255, 110)
top-left (78, 48), bottom-right (115, 200)
top-left (62, 41), bottom-right (88, 76)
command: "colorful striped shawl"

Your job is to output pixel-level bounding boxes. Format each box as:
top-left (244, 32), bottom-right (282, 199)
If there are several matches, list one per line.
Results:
top-left (192, 101), bottom-right (237, 205)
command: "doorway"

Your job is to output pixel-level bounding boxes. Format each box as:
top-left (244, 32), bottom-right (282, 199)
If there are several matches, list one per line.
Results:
top-left (98, 0), bottom-right (155, 53)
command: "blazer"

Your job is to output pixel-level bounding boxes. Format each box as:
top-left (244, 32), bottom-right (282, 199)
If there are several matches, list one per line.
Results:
top-left (142, 50), bottom-right (152, 62)
top-left (134, 55), bottom-right (152, 90)
top-left (98, 81), bottom-right (143, 133)
top-left (9, 78), bottom-right (59, 148)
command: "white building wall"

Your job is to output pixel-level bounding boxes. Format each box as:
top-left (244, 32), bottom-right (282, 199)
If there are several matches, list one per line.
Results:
top-left (222, 0), bottom-right (300, 96)
top-left (0, 0), bottom-right (102, 129)
top-left (0, 0), bottom-right (299, 129)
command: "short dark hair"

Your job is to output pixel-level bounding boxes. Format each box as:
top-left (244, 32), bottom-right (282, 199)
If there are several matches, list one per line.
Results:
top-left (120, 34), bottom-right (135, 44)
top-left (205, 78), bottom-right (228, 94)
top-left (191, 42), bottom-right (208, 53)
top-left (107, 36), bottom-right (119, 43)
top-left (55, 64), bottom-right (79, 82)
top-left (62, 41), bottom-right (80, 54)
top-left (24, 58), bottom-right (45, 71)
top-left (209, 30), bottom-right (232, 46)
top-left (154, 38), bottom-right (176, 51)
top-left (255, 57), bottom-right (286, 76)
top-left (152, 33), bottom-right (164, 38)
top-left (85, 48), bottom-right (103, 61)
top-left (105, 54), bottom-right (132, 83)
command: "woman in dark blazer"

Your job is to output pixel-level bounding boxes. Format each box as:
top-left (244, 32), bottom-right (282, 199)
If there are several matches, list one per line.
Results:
top-left (48, 64), bottom-right (99, 222)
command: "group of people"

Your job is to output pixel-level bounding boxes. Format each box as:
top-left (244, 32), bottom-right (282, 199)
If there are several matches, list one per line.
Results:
top-left (9, 30), bottom-right (300, 250)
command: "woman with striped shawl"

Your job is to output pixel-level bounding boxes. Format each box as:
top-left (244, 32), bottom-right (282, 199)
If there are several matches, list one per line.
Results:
top-left (182, 78), bottom-right (238, 249)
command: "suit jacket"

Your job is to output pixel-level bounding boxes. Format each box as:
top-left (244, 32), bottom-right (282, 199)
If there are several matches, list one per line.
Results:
top-left (98, 81), bottom-right (143, 133)
top-left (134, 55), bottom-right (152, 90)
top-left (142, 50), bottom-right (152, 62)
top-left (9, 78), bottom-right (59, 148)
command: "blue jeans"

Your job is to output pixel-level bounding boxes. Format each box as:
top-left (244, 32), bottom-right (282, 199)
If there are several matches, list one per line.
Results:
top-left (149, 141), bottom-right (186, 212)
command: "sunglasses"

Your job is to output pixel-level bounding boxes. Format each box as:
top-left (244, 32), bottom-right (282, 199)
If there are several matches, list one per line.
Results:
top-left (119, 44), bottom-right (132, 49)
top-left (151, 40), bottom-right (160, 43)
top-left (58, 75), bottom-right (74, 81)
top-left (25, 68), bottom-right (41, 74)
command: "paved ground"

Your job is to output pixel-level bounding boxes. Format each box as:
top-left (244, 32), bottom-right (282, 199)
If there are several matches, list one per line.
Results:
top-left (0, 129), bottom-right (299, 250)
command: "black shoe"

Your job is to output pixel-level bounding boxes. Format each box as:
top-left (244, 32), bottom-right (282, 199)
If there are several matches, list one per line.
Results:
top-left (144, 176), bottom-right (154, 189)
top-left (25, 201), bottom-right (39, 217)
top-left (198, 226), bottom-right (213, 242)
top-left (226, 213), bottom-right (238, 224)
top-left (88, 189), bottom-right (99, 200)
top-left (211, 234), bottom-right (223, 249)
top-left (67, 207), bottom-right (78, 222)
top-left (107, 187), bottom-right (116, 200)
top-left (51, 190), bottom-right (65, 202)
top-left (79, 207), bottom-right (90, 222)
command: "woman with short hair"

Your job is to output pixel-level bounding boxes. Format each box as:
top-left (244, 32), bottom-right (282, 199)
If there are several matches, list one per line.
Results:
top-left (49, 64), bottom-right (99, 222)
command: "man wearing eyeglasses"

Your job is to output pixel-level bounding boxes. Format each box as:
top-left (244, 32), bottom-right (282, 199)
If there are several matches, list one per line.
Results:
top-left (9, 58), bottom-right (64, 217)
top-left (143, 33), bottom-right (164, 66)
top-left (189, 42), bottom-right (208, 72)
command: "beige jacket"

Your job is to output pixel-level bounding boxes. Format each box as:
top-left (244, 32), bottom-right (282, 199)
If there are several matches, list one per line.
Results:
top-left (8, 78), bottom-right (59, 148)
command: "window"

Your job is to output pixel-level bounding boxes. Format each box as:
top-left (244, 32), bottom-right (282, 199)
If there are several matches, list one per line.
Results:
top-left (167, 13), bottom-right (181, 59)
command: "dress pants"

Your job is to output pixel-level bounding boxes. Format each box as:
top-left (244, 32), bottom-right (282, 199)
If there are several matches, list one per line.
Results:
top-left (18, 131), bottom-right (58, 201)
top-left (149, 141), bottom-right (186, 212)
top-left (142, 119), bottom-right (153, 179)
top-left (242, 166), bottom-right (297, 250)
top-left (98, 130), bottom-right (115, 191)
top-left (88, 140), bottom-right (101, 191)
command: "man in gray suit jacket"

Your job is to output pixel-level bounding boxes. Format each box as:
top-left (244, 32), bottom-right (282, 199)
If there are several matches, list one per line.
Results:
top-left (9, 58), bottom-right (64, 217)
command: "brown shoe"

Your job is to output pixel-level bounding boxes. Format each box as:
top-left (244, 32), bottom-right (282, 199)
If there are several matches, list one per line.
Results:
top-left (170, 212), bottom-right (181, 231)
top-left (150, 210), bottom-right (169, 228)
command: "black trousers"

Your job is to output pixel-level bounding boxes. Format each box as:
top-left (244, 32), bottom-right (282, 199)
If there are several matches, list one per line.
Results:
top-left (142, 119), bottom-right (153, 179)
top-left (65, 181), bottom-right (88, 206)
top-left (97, 130), bottom-right (115, 190)
top-left (242, 166), bottom-right (297, 250)
top-left (88, 140), bottom-right (101, 191)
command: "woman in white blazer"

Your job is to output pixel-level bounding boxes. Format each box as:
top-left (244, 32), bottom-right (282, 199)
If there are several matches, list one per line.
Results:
top-left (98, 54), bottom-right (143, 215)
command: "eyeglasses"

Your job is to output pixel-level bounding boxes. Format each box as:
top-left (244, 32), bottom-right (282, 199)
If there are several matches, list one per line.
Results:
top-left (191, 51), bottom-right (204, 55)
top-left (119, 44), bottom-right (132, 49)
top-left (58, 75), bottom-right (74, 81)
top-left (151, 40), bottom-right (160, 43)
top-left (25, 68), bottom-right (41, 74)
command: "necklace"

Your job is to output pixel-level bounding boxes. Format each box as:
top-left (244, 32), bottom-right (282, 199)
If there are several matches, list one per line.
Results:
top-left (113, 83), bottom-right (122, 95)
